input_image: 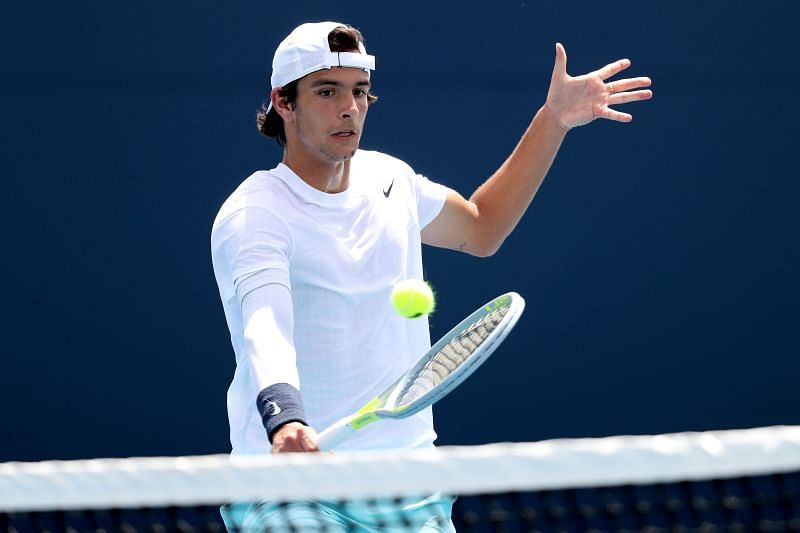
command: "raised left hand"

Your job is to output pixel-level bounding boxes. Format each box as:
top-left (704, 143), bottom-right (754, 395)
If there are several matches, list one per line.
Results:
top-left (545, 43), bottom-right (652, 130)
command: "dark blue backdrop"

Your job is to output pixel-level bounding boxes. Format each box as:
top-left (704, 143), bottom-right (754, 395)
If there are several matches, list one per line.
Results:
top-left (2, 2), bottom-right (798, 461)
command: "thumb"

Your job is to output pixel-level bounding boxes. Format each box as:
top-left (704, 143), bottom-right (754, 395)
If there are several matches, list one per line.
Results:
top-left (552, 42), bottom-right (567, 80)
top-left (299, 427), bottom-right (320, 452)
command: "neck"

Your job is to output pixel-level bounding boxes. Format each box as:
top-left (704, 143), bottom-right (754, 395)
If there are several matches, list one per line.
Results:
top-left (282, 148), bottom-right (352, 194)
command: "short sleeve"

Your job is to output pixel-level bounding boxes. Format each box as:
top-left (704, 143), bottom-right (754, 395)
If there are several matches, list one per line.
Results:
top-left (412, 173), bottom-right (449, 229)
top-left (217, 205), bottom-right (293, 302)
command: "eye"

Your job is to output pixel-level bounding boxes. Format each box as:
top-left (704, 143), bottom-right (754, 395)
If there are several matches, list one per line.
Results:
top-left (353, 89), bottom-right (368, 98)
top-left (318, 89), bottom-right (334, 97)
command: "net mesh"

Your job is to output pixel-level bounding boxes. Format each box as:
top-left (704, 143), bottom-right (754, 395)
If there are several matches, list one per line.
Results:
top-left (396, 302), bottom-right (510, 407)
top-left (2, 426), bottom-right (799, 533)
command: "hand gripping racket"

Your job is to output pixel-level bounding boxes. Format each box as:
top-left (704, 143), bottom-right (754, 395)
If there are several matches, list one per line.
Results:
top-left (317, 292), bottom-right (525, 451)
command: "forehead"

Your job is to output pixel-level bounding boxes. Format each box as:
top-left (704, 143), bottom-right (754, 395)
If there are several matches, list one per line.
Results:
top-left (300, 67), bottom-right (371, 87)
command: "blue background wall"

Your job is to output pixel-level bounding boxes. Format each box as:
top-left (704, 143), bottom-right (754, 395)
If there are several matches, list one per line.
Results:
top-left (2, 2), bottom-right (798, 461)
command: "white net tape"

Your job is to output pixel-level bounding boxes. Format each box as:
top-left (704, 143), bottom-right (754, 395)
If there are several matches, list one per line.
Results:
top-left (2, 425), bottom-right (799, 512)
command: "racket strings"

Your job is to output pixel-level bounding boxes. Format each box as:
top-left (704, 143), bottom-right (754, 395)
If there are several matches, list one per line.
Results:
top-left (395, 304), bottom-right (510, 407)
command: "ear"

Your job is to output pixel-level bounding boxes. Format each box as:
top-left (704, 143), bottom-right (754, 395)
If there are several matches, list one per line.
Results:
top-left (271, 87), bottom-right (295, 122)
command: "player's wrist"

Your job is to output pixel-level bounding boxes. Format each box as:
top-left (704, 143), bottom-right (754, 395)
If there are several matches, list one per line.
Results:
top-left (257, 383), bottom-right (308, 443)
top-left (541, 102), bottom-right (571, 133)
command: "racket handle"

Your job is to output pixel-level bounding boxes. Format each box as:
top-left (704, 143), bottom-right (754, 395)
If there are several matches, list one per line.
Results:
top-left (316, 416), bottom-right (358, 451)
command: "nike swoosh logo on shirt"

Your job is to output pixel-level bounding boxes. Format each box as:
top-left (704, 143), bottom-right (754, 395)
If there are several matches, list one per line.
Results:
top-left (383, 179), bottom-right (394, 198)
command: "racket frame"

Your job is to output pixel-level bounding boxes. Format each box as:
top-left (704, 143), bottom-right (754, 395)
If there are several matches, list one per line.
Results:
top-left (317, 292), bottom-right (525, 450)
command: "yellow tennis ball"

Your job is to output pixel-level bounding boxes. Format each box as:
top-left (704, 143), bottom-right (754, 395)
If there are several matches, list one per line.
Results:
top-left (391, 279), bottom-right (435, 318)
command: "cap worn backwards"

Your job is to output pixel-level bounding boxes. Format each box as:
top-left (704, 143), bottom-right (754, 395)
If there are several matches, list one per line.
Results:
top-left (267, 21), bottom-right (376, 113)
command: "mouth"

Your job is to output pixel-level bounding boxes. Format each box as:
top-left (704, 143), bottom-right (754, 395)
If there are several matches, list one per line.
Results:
top-left (331, 129), bottom-right (358, 138)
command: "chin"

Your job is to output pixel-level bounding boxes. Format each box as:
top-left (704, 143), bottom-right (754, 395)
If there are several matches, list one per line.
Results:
top-left (325, 147), bottom-right (358, 162)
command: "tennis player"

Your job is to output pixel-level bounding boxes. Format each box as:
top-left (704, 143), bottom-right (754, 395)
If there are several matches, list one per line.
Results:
top-left (211, 21), bottom-right (651, 532)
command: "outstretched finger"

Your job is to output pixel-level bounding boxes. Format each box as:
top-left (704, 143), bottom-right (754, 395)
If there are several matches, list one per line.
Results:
top-left (608, 89), bottom-right (653, 105)
top-left (552, 42), bottom-right (568, 80)
top-left (607, 77), bottom-right (652, 93)
top-left (598, 107), bottom-right (633, 122)
top-left (595, 58), bottom-right (631, 80)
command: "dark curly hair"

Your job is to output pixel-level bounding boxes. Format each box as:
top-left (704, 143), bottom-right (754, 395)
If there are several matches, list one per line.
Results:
top-left (256, 25), bottom-right (378, 146)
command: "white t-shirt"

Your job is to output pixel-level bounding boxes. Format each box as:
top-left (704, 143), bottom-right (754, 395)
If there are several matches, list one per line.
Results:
top-left (211, 149), bottom-right (449, 454)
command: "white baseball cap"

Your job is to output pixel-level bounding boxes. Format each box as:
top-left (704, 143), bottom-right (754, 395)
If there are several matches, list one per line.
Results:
top-left (266, 21), bottom-right (376, 113)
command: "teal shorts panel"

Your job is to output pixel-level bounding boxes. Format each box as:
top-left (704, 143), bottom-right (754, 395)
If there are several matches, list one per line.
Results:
top-left (220, 493), bottom-right (455, 532)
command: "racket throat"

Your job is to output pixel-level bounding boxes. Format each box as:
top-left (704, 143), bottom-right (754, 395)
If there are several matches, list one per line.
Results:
top-left (317, 410), bottom-right (381, 451)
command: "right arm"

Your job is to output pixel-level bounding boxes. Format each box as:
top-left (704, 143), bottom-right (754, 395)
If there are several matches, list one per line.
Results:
top-left (240, 280), bottom-right (319, 452)
top-left (223, 202), bottom-right (319, 453)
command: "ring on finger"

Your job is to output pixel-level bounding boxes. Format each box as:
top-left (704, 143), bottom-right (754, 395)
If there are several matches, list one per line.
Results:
top-left (607, 83), bottom-right (615, 95)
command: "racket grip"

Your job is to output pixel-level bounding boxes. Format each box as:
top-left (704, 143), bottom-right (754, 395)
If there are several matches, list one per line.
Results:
top-left (316, 416), bottom-right (358, 451)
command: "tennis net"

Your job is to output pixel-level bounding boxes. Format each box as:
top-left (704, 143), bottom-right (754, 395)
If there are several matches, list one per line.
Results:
top-left (2, 425), bottom-right (799, 532)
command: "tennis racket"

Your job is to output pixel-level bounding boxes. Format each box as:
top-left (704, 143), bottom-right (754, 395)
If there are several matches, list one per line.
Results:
top-left (317, 291), bottom-right (525, 451)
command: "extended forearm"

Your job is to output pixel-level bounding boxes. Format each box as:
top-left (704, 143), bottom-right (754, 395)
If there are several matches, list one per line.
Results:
top-left (470, 105), bottom-right (567, 255)
top-left (242, 282), bottom-right (308, 443)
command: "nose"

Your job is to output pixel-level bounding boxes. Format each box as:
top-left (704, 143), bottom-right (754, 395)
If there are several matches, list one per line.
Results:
top-left (339, 93), bottom-right (360, 119)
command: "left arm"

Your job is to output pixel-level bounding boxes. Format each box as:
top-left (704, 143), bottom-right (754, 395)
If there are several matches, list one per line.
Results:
top-left (422, 43), bottom-right (652, 256)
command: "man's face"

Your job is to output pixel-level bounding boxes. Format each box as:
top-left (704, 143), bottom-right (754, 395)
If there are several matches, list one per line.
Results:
top-left (287, 67), bottom-right (371, 163)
